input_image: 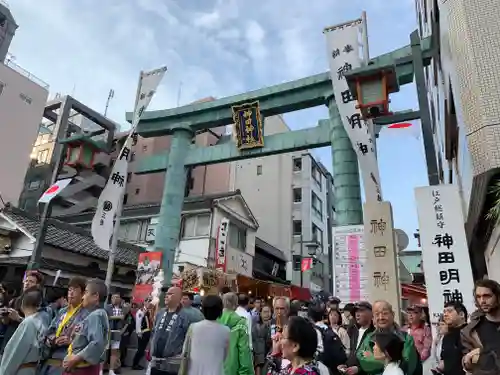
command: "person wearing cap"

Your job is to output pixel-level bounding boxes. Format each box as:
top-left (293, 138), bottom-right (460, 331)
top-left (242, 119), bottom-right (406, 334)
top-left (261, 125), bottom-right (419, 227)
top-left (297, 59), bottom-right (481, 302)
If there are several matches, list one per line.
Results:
top-left (339, 301), bottom-right (374, 375)
top-left (402, 305), bottom-right (432, 367)
top-left (328, 296), bottom-right (341, 312)
top-left (356, 300), bottom-right (421, 375)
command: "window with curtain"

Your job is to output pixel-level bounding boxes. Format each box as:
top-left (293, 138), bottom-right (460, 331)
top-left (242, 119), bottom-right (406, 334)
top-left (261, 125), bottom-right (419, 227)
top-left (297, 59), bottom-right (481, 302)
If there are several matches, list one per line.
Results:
top-left (181, 214), bottom-right (211, 238)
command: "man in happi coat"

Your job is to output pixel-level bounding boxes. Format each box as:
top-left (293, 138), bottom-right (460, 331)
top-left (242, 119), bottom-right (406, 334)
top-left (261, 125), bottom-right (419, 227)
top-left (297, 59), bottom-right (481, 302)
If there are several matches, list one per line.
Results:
top-left (0, 289), bottom-right (46, 375)
top-left (62, 279), bottom-right (110, 375)
top-left (40, 277), bottom-right (88, 375)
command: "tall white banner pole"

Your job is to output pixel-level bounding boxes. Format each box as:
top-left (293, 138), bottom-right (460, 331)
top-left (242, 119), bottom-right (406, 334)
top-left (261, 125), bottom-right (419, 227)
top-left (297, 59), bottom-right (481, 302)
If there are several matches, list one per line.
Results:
top-left (93, 66), bottom-right (167, 292)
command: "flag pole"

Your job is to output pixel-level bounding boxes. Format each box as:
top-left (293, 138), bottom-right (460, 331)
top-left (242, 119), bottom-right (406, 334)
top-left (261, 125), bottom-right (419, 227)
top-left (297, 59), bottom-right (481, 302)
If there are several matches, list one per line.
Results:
top-left (104, 197), bottom-right (123, 296)
top-left (103, 72), bottom-right (143, 295)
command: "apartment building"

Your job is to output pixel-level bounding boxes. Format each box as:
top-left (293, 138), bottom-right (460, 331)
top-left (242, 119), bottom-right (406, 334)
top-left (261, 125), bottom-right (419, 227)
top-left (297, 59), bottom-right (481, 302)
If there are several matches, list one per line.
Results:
top-left (289, 152), bottom-right (334, 290)
top-left (0, 59), bottom-right (48, 207)
top-left (415, 0), bottom-right (500, 280)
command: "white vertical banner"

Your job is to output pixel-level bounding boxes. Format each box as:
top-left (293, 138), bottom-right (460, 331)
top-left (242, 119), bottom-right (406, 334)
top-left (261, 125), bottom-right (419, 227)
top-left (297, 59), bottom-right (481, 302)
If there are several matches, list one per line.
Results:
top-left (91, 66), bottom-right (167, 250)
top-left (415, 184), bottom-right (475, 325)
top-left (324, 20), bottom-right (382, 202)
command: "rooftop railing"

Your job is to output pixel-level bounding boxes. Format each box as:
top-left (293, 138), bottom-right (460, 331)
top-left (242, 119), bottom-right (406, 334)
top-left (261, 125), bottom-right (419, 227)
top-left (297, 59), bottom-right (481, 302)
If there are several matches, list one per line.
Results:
top-left (5, 57), bottom-right (50, 89)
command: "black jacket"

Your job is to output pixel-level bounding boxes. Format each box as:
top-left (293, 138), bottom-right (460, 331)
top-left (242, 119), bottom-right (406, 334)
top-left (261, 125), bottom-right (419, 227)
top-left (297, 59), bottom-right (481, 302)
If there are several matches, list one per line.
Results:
top-left (441, 324), bottom-right (466, 375)
top-left (346, 324), bottom-right (375, 372)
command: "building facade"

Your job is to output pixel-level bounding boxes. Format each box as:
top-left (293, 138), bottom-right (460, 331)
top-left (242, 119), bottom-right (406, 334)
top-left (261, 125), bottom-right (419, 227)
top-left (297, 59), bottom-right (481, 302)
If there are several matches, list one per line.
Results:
top-left (61, 191), bottom-right (259, 279)
top-left (289, 152), bottom-right (333, 290)
top-left (416, 0), bottom-right (500, 279)
top-left (0, 205), bottom-right (141, 294)
top-left (0, 60), bottom-right (48, 207)
top-left (0, 3), bottom-right (17, 63)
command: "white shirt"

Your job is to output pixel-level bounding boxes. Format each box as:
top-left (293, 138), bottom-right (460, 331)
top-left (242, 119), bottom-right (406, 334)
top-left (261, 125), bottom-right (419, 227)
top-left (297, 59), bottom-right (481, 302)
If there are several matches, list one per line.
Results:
top-left (135, 308), bottom-right (145, 334)
top-left (236, 306), bottom-right (253, 350)
top-left (356, 327), bottom-right (367, 349)
top-left (382, 362), bottom-right (404, 375)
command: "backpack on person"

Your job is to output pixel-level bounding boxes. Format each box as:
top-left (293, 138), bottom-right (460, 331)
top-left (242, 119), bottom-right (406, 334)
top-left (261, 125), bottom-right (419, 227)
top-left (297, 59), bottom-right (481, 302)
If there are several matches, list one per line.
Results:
top-left (315, 325), bottom-right (347, 373)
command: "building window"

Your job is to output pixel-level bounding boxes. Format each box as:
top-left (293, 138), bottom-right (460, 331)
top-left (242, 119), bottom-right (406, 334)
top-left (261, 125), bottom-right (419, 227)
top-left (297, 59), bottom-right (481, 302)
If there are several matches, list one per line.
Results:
top-left (293, 220), bottom-right (302, 235)
top-left (293, 188), bottom-right (302, 203)
top-left (181, 214), bottom-right (211, 238)
top-left (293, 157), bottom-right (302, 171)
top-left (135, 188), bottom-right (140, 195)
top-left (28, 180), bottom-right (41, 190)
top-left (37, 149), bottom-right (49, 164)
top-left (229, 222), bottom-right (246, 250)
top-left (19, 93), bottom-right (32, 104)
top-left (311, 192), bottom-right (323, 219)
top-left (257, 165), bottom-right (262, 175)
top-left (127, 173), bottom-right (132, 183)
top-left (312, 223), bottom-right (323, 247)
top-left (312, 164), bottom-right (322, 188)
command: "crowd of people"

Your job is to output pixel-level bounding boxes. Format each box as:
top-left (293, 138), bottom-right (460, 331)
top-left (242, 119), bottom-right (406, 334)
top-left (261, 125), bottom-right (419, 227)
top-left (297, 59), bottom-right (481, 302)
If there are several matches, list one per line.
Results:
top-left (0, 271), bottom-right (498, 375)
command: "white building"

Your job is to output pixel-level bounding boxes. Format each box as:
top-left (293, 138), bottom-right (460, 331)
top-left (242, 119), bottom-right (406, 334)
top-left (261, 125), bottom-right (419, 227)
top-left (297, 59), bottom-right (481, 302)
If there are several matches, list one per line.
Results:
top-left (62, 191), bottom-right (259, 279)
top-left (290, 152), bottom-right (333, 290)
top-left (228, 115), bottom-right (333, 290)
top-left (415, 0), bottom-right (500, 280)
top-left (0, 59), bottom-right (48, 206)
top-left (229, 115), bottom-right (293, 266)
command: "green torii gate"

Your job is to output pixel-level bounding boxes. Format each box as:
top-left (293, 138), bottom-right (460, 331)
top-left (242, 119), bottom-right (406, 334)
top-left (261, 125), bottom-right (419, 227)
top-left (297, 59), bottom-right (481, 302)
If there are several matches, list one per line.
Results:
top-left (129, 31), bottom-right (435, 286)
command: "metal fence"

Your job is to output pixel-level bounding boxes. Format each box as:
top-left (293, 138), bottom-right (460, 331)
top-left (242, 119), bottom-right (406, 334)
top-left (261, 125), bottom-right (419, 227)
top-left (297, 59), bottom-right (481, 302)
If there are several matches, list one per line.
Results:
top-left (5, 58), bottom-right (50, 89)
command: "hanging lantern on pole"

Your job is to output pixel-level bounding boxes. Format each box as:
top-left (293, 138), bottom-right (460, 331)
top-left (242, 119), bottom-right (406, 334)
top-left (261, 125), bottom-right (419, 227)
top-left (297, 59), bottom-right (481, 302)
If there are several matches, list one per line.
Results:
top-left (60, 134), bottom-right (106, 169)
top-left (345, 64), bottom-right (399, 120)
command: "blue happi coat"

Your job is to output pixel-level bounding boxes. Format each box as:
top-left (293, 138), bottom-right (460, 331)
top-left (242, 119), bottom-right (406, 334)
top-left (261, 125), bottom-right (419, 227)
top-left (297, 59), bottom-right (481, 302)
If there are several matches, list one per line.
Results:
top-left (0, 312), bottom-right (47, 375)
top-left (67, 308), bottom-right (109, 366)
top-left (39, 305), bottom-right (89, 375)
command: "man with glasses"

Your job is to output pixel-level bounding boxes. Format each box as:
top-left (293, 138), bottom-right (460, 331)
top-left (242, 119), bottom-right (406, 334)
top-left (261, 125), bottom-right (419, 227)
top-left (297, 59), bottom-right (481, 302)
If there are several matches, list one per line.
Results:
top-left (357, 300), bottom-right (421, 375)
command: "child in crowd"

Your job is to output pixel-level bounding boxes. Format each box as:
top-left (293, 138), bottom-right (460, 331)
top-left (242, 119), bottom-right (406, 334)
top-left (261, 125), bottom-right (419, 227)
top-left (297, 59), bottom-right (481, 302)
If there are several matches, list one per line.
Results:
top-left (372, 332), bottom-right (405, 375)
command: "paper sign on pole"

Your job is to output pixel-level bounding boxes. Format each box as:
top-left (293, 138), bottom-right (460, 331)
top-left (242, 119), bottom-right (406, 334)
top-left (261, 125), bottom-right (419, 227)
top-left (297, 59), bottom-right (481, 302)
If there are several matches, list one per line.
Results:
top-left (324, 19), bottom-right (382, 203)
top-left (415, 184), bottom-right (474, 324)
top-left (91, 66), bottom-right (167, 251)
top-left (215, 218), bottom-right (229, 272)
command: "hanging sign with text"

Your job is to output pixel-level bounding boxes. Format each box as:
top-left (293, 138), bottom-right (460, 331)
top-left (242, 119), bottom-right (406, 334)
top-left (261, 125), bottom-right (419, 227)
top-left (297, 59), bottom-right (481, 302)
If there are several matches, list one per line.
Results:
top-left (415, 184), bottom-right (474, 324)
top-left (324, 19), bottom-right (382, 202)
top-left (215, 217), bottom-right (229, 272)
top-left (363, 201), bottom-right (401, 320)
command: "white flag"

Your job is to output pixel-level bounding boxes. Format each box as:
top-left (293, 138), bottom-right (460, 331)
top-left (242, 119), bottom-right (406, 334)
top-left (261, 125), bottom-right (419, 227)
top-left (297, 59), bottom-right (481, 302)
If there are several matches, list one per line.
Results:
top-left (38, 178), bottom-right (72, 204)
top-left (324, 22), bottom-right (382, 202)
top-left (91, 66), bottom-right (167, 251)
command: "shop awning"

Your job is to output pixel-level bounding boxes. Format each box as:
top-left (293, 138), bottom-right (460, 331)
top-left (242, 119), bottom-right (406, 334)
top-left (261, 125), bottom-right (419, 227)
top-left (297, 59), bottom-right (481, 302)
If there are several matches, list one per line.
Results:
top-left (253, 269), bottom-right (289, 284)
top-left (401, 283), bottom-right (427, 298)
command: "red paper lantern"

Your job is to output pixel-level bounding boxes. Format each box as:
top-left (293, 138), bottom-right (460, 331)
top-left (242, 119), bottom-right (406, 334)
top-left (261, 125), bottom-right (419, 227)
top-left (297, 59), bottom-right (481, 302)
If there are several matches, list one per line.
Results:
top-left (388, 122), bottom-right (412, 129)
